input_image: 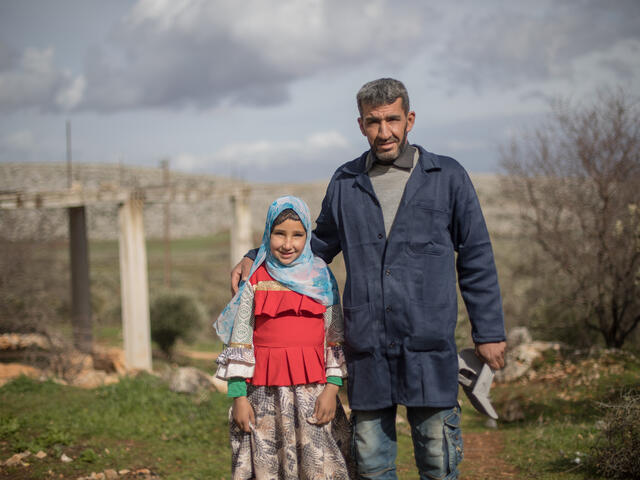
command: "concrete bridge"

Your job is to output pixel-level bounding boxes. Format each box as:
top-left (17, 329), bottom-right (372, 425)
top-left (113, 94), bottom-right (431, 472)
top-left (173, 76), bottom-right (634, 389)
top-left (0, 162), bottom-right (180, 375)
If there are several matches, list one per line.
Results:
top-left (0, 182), bottom-right (252, 371)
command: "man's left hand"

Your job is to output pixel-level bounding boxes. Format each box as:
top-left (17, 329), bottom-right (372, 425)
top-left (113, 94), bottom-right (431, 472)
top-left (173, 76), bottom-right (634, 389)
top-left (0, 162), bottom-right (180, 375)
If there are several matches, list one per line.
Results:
top-left (475, 341), bottom-right (506, 370)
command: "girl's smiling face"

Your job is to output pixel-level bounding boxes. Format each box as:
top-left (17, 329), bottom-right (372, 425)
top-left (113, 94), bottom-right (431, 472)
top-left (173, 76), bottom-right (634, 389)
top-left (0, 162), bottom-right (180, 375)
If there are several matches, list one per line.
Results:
top-left (269, 218), bottom-right (307, 265)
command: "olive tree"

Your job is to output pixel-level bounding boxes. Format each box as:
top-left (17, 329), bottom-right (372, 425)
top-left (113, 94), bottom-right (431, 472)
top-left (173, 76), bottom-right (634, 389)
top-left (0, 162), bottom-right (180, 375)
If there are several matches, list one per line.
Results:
top-left (500, 90), bottom-right (640, 348)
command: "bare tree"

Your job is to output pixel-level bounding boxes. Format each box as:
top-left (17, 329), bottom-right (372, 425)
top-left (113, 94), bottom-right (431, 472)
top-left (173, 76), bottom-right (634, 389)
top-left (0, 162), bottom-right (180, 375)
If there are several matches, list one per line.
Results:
top-left (501, 89), bottom-right (640, 348)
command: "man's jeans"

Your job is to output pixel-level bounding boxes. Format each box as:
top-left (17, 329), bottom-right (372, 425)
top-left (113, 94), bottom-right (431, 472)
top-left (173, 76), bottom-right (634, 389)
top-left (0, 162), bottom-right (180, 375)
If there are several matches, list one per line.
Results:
top-left (352, 404), bottom-right (463, 480)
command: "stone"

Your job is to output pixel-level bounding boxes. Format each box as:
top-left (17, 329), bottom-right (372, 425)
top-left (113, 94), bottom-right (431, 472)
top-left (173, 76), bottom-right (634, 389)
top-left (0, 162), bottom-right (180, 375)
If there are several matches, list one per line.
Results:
top-left (71, 369), bottom-right (108, 389)
top-left (495, 339), bottom-right (562, 383)
top-left (92, 347), bottom-right (127, 375)
top-left (0, 363), bottom-right (42, 386)
top-left (506, 327), bottom-right (532, 348)
top-left (167, 367), bottom-right (214, 393)
top-left (0, 333), bottom-right (51, 350)
top-left (103, 374), bottom-right (120, 386)
top-left (485, 418), bottom-right (498, 429)
top-left (4, 451), bottom-right (30, 466)
top-left (65, 352), bottom-right (95, 374)
top-left (61, 453), bottom-right (73, 463)
top-left (104, 469), bottom-right (118, 479)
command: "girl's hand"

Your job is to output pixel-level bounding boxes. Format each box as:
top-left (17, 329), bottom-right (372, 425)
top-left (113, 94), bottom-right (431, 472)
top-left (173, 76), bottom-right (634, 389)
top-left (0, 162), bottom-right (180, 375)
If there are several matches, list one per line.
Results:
top-left (310, 383), bottom-right (339, 425)
top-left (232, 396), bottom-right (255, 433)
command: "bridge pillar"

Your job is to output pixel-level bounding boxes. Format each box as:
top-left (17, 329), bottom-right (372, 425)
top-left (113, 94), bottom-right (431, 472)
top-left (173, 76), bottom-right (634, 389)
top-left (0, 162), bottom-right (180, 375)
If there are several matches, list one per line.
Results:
top-left (68, 206), bottom-right (93, 353)
top-left (118, 196), bottom-right (152, 371)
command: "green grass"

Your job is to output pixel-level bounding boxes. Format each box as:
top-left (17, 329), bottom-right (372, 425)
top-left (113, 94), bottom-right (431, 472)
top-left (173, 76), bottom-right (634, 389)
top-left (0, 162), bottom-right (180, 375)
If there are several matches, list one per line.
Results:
top-left (491, 349), bottom-right (640, 479)
top-left (0, 375), bottom-right (232, 479)
top-left (2, 353), bottom-right (638, 479)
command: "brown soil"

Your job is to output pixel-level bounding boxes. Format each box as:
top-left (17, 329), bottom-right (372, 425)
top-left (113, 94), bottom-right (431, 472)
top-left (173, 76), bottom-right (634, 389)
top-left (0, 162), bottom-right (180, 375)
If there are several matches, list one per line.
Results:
top-left (460, 430), bottom-right (520, 479)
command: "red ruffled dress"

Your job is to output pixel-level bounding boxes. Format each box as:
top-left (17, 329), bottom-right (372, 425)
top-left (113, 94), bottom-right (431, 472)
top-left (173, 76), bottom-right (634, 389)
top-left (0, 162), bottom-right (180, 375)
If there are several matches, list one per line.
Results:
top-left (250, 265), bottom-right (327, 386)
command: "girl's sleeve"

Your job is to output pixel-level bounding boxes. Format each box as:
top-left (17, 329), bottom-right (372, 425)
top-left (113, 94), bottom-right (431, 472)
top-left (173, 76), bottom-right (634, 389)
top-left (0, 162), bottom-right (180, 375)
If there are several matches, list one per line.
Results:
top-left (215, 282), bottom-right (256, 381)
top-left (324, 301), bottom-right (347, 379)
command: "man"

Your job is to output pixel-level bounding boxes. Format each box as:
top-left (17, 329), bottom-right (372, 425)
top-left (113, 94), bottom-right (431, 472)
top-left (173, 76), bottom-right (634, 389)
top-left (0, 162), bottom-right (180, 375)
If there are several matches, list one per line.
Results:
top-left (231, 78), bottom-right (506, 480)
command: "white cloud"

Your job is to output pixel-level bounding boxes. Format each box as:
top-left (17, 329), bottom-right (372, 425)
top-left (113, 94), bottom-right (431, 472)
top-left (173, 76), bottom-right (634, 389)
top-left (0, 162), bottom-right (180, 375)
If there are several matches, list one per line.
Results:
top-left (0, 47), bottom-right (85, 112)
top-left (215, 131), bottom-right (351, 167)
top-left (55, 75), bottom-right (86, 110)
top-left (170, 130), bottom-right (354, 180)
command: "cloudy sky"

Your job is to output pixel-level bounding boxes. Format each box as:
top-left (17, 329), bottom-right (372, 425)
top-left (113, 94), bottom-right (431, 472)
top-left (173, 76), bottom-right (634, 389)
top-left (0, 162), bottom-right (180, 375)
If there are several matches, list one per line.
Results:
top-left (1, 0), bottom-right (639, 182)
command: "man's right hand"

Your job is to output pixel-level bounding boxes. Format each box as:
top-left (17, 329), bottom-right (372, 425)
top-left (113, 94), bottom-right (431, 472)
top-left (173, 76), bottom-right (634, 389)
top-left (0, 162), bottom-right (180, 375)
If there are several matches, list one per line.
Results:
top-left (231, 256), bottom-right (254, 295)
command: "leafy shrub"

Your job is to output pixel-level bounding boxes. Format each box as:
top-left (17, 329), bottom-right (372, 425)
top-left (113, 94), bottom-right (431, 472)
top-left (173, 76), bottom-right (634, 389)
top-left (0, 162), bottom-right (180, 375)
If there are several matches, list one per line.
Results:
top-left (588, 390), bottom-right (640, 479)
top-left (150, 291), bottom-right (204, 357)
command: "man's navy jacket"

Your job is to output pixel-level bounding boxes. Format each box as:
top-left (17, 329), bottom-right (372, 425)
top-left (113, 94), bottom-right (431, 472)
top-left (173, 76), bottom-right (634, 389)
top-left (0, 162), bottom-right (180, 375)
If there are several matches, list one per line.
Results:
top-left (312, 145), bottom-right (506, 410)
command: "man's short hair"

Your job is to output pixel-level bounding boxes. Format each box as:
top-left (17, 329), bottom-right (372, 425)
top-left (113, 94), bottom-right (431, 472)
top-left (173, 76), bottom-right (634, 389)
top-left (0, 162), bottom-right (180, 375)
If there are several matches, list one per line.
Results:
top-left (356, 78), bottom-right (410, 116)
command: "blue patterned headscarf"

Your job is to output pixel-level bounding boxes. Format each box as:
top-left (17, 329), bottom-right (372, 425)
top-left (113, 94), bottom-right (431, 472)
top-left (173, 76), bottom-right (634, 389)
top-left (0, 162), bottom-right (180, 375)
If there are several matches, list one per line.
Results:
top-left (214, 195), bottom-right (339, 344)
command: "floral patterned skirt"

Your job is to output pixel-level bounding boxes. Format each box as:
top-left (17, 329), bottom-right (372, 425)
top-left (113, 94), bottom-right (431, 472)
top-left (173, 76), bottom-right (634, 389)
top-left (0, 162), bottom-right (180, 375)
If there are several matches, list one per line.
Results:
top-left (229, 383), bottom-right (355, 480)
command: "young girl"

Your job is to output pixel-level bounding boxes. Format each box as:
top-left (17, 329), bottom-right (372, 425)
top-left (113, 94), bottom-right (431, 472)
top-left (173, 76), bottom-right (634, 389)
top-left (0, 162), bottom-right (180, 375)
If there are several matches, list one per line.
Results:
top-left (214, 196), bottom-right (353, 480)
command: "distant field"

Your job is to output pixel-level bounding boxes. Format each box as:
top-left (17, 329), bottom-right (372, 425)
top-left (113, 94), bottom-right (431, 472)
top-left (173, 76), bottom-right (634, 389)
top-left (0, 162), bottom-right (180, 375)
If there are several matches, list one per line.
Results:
top-left (0, 162), bottom-right (516, 240)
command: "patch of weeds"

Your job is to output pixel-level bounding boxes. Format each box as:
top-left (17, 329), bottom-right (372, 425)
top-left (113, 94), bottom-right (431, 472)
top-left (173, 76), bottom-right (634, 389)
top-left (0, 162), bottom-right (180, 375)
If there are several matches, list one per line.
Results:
top-left (11, 425), bottom-right (73, 454)
top-left (0, 415), bottom-right (20, 438)
top-left (586, 389), bottom-right (640, 479)
top-left (42, 427), bottom-right (73, 447)
top-left (79, 448), bottom-right (99, 463)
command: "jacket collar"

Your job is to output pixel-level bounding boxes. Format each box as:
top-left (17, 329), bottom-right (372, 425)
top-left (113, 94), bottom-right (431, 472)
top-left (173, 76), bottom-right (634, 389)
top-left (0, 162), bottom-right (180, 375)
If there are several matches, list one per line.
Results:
top-left (338, 144), bottom-right (442, 203)
top-left (340, 144), bottom-right (441, 176)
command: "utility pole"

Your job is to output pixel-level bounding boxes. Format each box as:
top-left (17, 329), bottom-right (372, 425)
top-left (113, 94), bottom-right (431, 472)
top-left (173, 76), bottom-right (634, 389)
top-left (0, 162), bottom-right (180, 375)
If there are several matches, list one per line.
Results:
top-left (161, 159), bottom-right (171, 288)
top-left (66, 120), bottom-right (72, 188)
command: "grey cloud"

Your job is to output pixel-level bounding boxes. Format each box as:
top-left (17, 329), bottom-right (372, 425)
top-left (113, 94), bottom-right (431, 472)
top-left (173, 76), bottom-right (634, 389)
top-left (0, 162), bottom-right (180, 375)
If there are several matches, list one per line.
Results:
top-left (0, 0), bottom-right (430, 113)
top-left (77, 0), bottom-right (429, 112)
top-left (598, 57), bottom-right (636, 80)
top-left (0, 44), bottom-right (84, 112)
top-left (434, 0), bottom-right (640, 91)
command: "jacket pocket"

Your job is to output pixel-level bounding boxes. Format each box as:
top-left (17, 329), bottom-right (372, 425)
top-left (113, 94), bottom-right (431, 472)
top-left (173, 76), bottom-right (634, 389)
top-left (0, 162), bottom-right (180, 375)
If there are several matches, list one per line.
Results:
top-left (343, 303), bottom-right (376, 353)
top-left (407, 336), bottom-right (448, 352)
top-left (405, 302), bottom-right (455, 351)
top-left (408, 204), bottom-right (450, 256)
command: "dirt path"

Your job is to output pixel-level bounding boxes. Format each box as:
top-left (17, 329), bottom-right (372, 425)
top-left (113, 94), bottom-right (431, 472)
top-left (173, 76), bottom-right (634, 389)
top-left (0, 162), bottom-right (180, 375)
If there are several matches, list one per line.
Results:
top-left (459, 430), bottom-right (520, 479)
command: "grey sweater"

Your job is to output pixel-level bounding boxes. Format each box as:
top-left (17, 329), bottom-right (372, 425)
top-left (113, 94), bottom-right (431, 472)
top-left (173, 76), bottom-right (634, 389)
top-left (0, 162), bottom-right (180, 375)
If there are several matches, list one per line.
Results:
top-left (367, 145), bottom-right (419, 236)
